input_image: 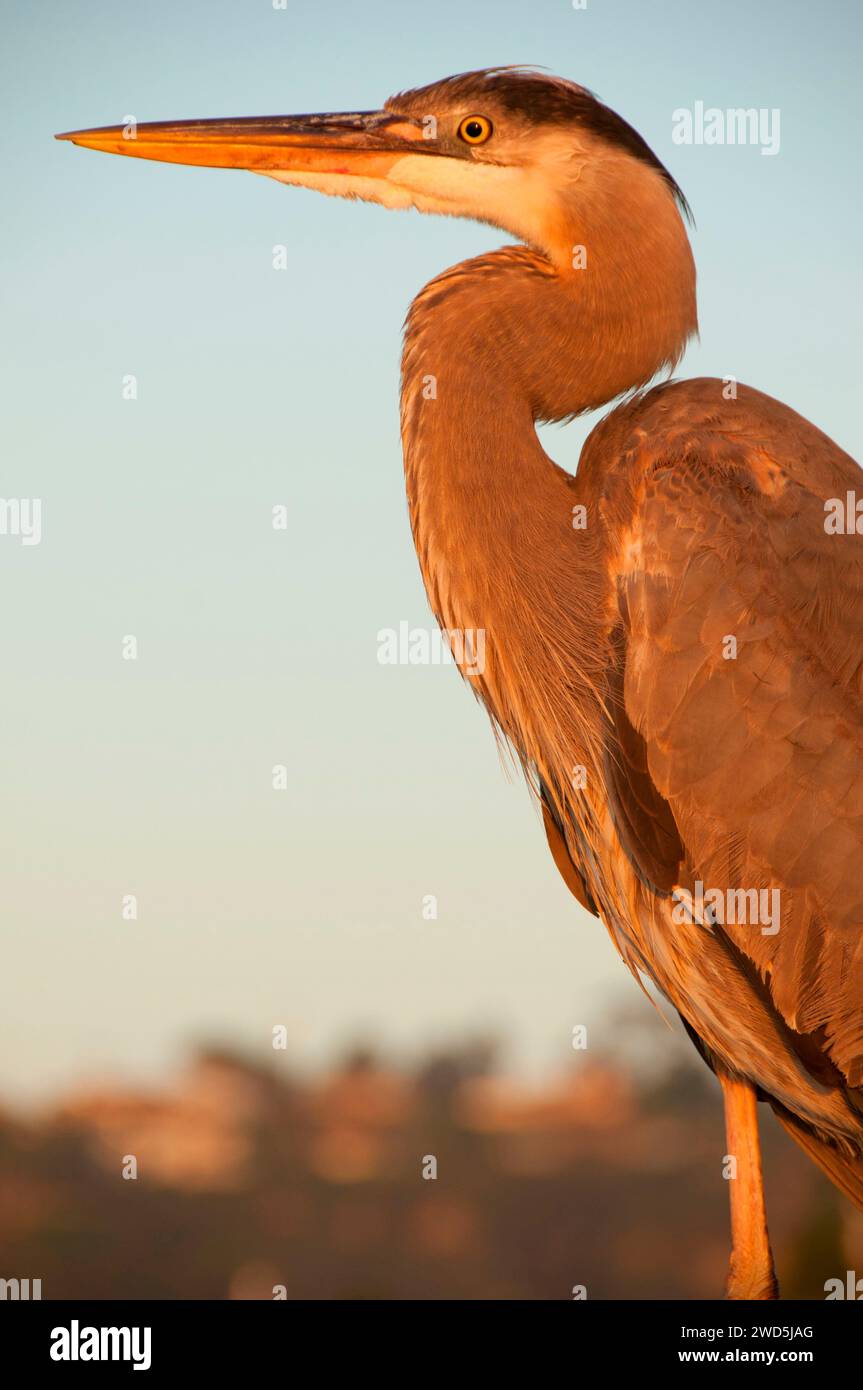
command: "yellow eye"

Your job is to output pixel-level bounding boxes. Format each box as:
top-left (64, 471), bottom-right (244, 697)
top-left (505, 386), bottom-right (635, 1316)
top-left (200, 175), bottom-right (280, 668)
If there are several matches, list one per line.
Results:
top-left (457, 114), bottom-right (493, 145)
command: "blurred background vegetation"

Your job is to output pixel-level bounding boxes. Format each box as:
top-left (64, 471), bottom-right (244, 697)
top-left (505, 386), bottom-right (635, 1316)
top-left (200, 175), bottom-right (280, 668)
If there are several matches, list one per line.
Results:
top-left (1, 1005), bottom-right (858, 1300)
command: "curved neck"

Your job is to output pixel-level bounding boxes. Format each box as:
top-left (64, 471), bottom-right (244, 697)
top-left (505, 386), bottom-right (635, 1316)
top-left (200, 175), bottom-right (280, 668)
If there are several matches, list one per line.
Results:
top-left (399, 234), bottom-right (694, 801)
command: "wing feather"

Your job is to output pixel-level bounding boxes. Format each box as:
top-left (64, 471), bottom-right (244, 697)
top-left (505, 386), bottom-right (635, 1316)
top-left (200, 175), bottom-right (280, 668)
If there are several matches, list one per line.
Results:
top-left (584, 379), bottom-right (863, 1093)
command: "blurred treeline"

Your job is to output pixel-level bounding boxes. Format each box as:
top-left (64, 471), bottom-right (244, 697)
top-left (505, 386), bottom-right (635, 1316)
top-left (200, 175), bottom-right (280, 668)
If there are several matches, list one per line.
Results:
top-left (0, 1010), bottom-right (858, 1299)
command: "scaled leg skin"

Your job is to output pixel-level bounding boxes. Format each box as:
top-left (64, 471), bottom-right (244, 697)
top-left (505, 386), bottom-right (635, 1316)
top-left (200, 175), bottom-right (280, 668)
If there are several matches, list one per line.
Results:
top-left (719, 1069), bottom-right (779, 1300)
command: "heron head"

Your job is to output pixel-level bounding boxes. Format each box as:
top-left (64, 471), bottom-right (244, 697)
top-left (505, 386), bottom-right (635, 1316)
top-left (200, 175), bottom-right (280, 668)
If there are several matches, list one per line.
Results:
top-left (57, 67), bottom-right (692, 273)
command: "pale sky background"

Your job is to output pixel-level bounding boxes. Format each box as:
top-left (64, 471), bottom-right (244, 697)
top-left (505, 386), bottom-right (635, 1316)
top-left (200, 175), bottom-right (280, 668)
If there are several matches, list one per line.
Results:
top-left (1, 0), bottom-right (861, 1103)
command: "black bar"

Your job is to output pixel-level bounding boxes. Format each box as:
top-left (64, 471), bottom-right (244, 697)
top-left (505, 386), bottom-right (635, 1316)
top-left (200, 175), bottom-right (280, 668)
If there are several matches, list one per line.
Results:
top-left (1, 1297), bottom-right (857, 1374)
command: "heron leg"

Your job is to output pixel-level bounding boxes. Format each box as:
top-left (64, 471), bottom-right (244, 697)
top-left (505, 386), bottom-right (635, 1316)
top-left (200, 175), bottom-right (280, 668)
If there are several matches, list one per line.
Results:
top-left (719, 1069), bottom-right (779, 1300)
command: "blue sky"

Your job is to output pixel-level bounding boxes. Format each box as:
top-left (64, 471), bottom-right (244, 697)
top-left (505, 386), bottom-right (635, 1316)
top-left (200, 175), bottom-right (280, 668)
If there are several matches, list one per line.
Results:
top-left (1, 0), bottom-right (861, 1100)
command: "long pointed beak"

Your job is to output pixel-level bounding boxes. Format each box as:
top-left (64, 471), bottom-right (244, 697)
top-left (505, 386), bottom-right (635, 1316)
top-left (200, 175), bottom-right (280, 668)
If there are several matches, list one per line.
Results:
top-left (55, 110), bottom-right (430, 176)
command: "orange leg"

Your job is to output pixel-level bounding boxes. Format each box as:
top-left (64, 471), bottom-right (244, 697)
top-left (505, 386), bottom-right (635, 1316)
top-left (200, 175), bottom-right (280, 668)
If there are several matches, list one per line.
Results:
top-left (718, 1069), bottom-right (779, 1300)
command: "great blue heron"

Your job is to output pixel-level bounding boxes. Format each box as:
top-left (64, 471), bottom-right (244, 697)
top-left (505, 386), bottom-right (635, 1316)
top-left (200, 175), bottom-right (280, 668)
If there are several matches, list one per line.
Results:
top-left (58, 67), bottom-right (863, 1300)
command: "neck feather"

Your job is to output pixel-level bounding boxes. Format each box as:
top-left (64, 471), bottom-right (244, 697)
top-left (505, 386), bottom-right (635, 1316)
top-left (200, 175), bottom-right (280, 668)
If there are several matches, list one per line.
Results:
top-left (400, 221), bottom-right (695, 810)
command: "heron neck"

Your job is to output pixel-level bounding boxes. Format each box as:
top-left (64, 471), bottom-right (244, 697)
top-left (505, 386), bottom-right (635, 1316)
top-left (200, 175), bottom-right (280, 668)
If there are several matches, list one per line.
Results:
top-left (399, 250), bottom-right (601, 775)
top-left (403, 257), bottom-right (571, 598)
top-left (399, 243), bottom-right (691, 787)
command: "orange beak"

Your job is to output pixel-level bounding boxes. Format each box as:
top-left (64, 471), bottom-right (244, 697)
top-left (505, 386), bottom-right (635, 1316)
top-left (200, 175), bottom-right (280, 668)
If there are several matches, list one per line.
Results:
top-left (55, 109), bottom-right (431, 178)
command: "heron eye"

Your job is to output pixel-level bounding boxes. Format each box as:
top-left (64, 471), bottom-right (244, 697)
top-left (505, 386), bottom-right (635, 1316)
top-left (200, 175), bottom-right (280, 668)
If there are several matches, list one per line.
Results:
top-left (457, 115), bottom-right (493, 145)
